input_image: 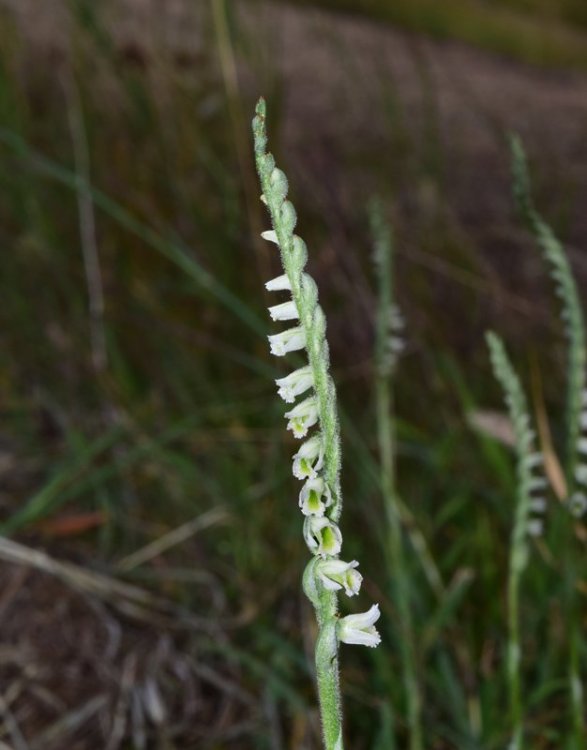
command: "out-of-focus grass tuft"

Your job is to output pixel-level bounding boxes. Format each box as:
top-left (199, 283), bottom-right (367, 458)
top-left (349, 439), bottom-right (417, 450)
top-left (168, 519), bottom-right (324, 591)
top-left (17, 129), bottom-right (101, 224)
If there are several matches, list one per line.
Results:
top-left (290, 0), bottom-right (587, 69)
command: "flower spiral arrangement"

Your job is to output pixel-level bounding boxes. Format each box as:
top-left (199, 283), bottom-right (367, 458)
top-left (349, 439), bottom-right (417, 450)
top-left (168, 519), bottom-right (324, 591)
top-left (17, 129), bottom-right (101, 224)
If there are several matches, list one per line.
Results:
top-left (487, 332), bottom-right (546, 750)
top-left (252, 99), bottom-right (380, 749)
top-left (511, 136), bottom-right (587, 516)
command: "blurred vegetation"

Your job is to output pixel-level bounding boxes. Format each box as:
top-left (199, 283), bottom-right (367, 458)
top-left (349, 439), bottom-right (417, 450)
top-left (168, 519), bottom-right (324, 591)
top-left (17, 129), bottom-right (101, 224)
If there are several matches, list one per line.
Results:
top-left (0, 0), bottom-right (586, 748)
top-left (292, 0), bottom-right (587, 68)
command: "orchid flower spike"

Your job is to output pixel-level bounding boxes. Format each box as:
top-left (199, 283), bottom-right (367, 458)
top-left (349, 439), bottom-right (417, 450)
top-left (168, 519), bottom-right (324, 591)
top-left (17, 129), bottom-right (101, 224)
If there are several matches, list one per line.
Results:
top-left (253, 97), bottom-right (380, 748)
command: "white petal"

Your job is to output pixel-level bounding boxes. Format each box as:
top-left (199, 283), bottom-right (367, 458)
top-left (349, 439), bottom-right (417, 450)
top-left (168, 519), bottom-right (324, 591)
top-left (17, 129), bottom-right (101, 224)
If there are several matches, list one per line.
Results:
top-left (529, 497), bottom-right (547, 513)
top-left (570, 493), bottom-right (587, 517)
top-left (261, 230), bottom-right (278, 244)
top-left (526, 453), bottom-right (543, 469)
top-left (292, 435), bottom-right (324, 479)
top-left (265, 274), bottom-right (291, 292)
top-left (299, 477), bottom-right (332, 516)
top-left (338, 604), bottom-right (381, 648)
top-left (285, 395), bottom-right (317, 419)
top-left (285, 396), bottom-right (319, 438)
top-left (317, 559), bottom-right (362, 597)
top-left (303, 517), bottom-right (342, 557)
top-left (276, 366), bottom-right (314, 404)
top-left (268, 300), bottom-right (299, 322)
top-left (342, 603), bottom-right (381, 629)
top-left (268, 327), bottom-right (306, 357)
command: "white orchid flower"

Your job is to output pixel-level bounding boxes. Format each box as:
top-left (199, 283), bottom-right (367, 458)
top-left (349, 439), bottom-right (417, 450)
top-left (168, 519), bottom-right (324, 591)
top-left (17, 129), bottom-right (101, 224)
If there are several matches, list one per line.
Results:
top-left (316, 559), bottom-right (362, 597)
top-left (337, 604), bottom-right (381, 648)
top-left (275, 365), bottom-right (314, 404)
top-left (298, 477), bottom-right (332, 516)
top-left (303, 516), bottom-right (342, 557)
top-left (284, 396), bottom-right (319, 438)
top-left (265, 274), bottom-right (291, 292)
top-left (268, 300), bottom-right (299, 322)
top-left (268, 327), bottom-right (306, 357)
top-left (292, 435), bottom-right (324, 479)
top-left (261, 229), bottom-right (278, 244)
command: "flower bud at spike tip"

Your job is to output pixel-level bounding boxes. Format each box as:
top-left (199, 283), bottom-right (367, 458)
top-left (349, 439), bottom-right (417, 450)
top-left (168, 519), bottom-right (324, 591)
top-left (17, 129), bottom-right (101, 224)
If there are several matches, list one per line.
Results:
top-left (270, 168), bottom-right (288, 202)
top-left (281, 201), bottom-right (297, 233)
top-left (292, 236), bottom-right (308, 269)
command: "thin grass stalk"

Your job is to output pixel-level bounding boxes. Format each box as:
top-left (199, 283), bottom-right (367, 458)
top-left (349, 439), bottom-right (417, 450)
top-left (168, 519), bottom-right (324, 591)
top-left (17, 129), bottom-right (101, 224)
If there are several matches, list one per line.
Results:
top-left (487, 332), bottom-right (546, 750)
top-left (64, 72), bottom-right (107, 374)
top-left (370, 200), bottom-right (422, 750)
top-left (210, 0), bottom-right (269, 281)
